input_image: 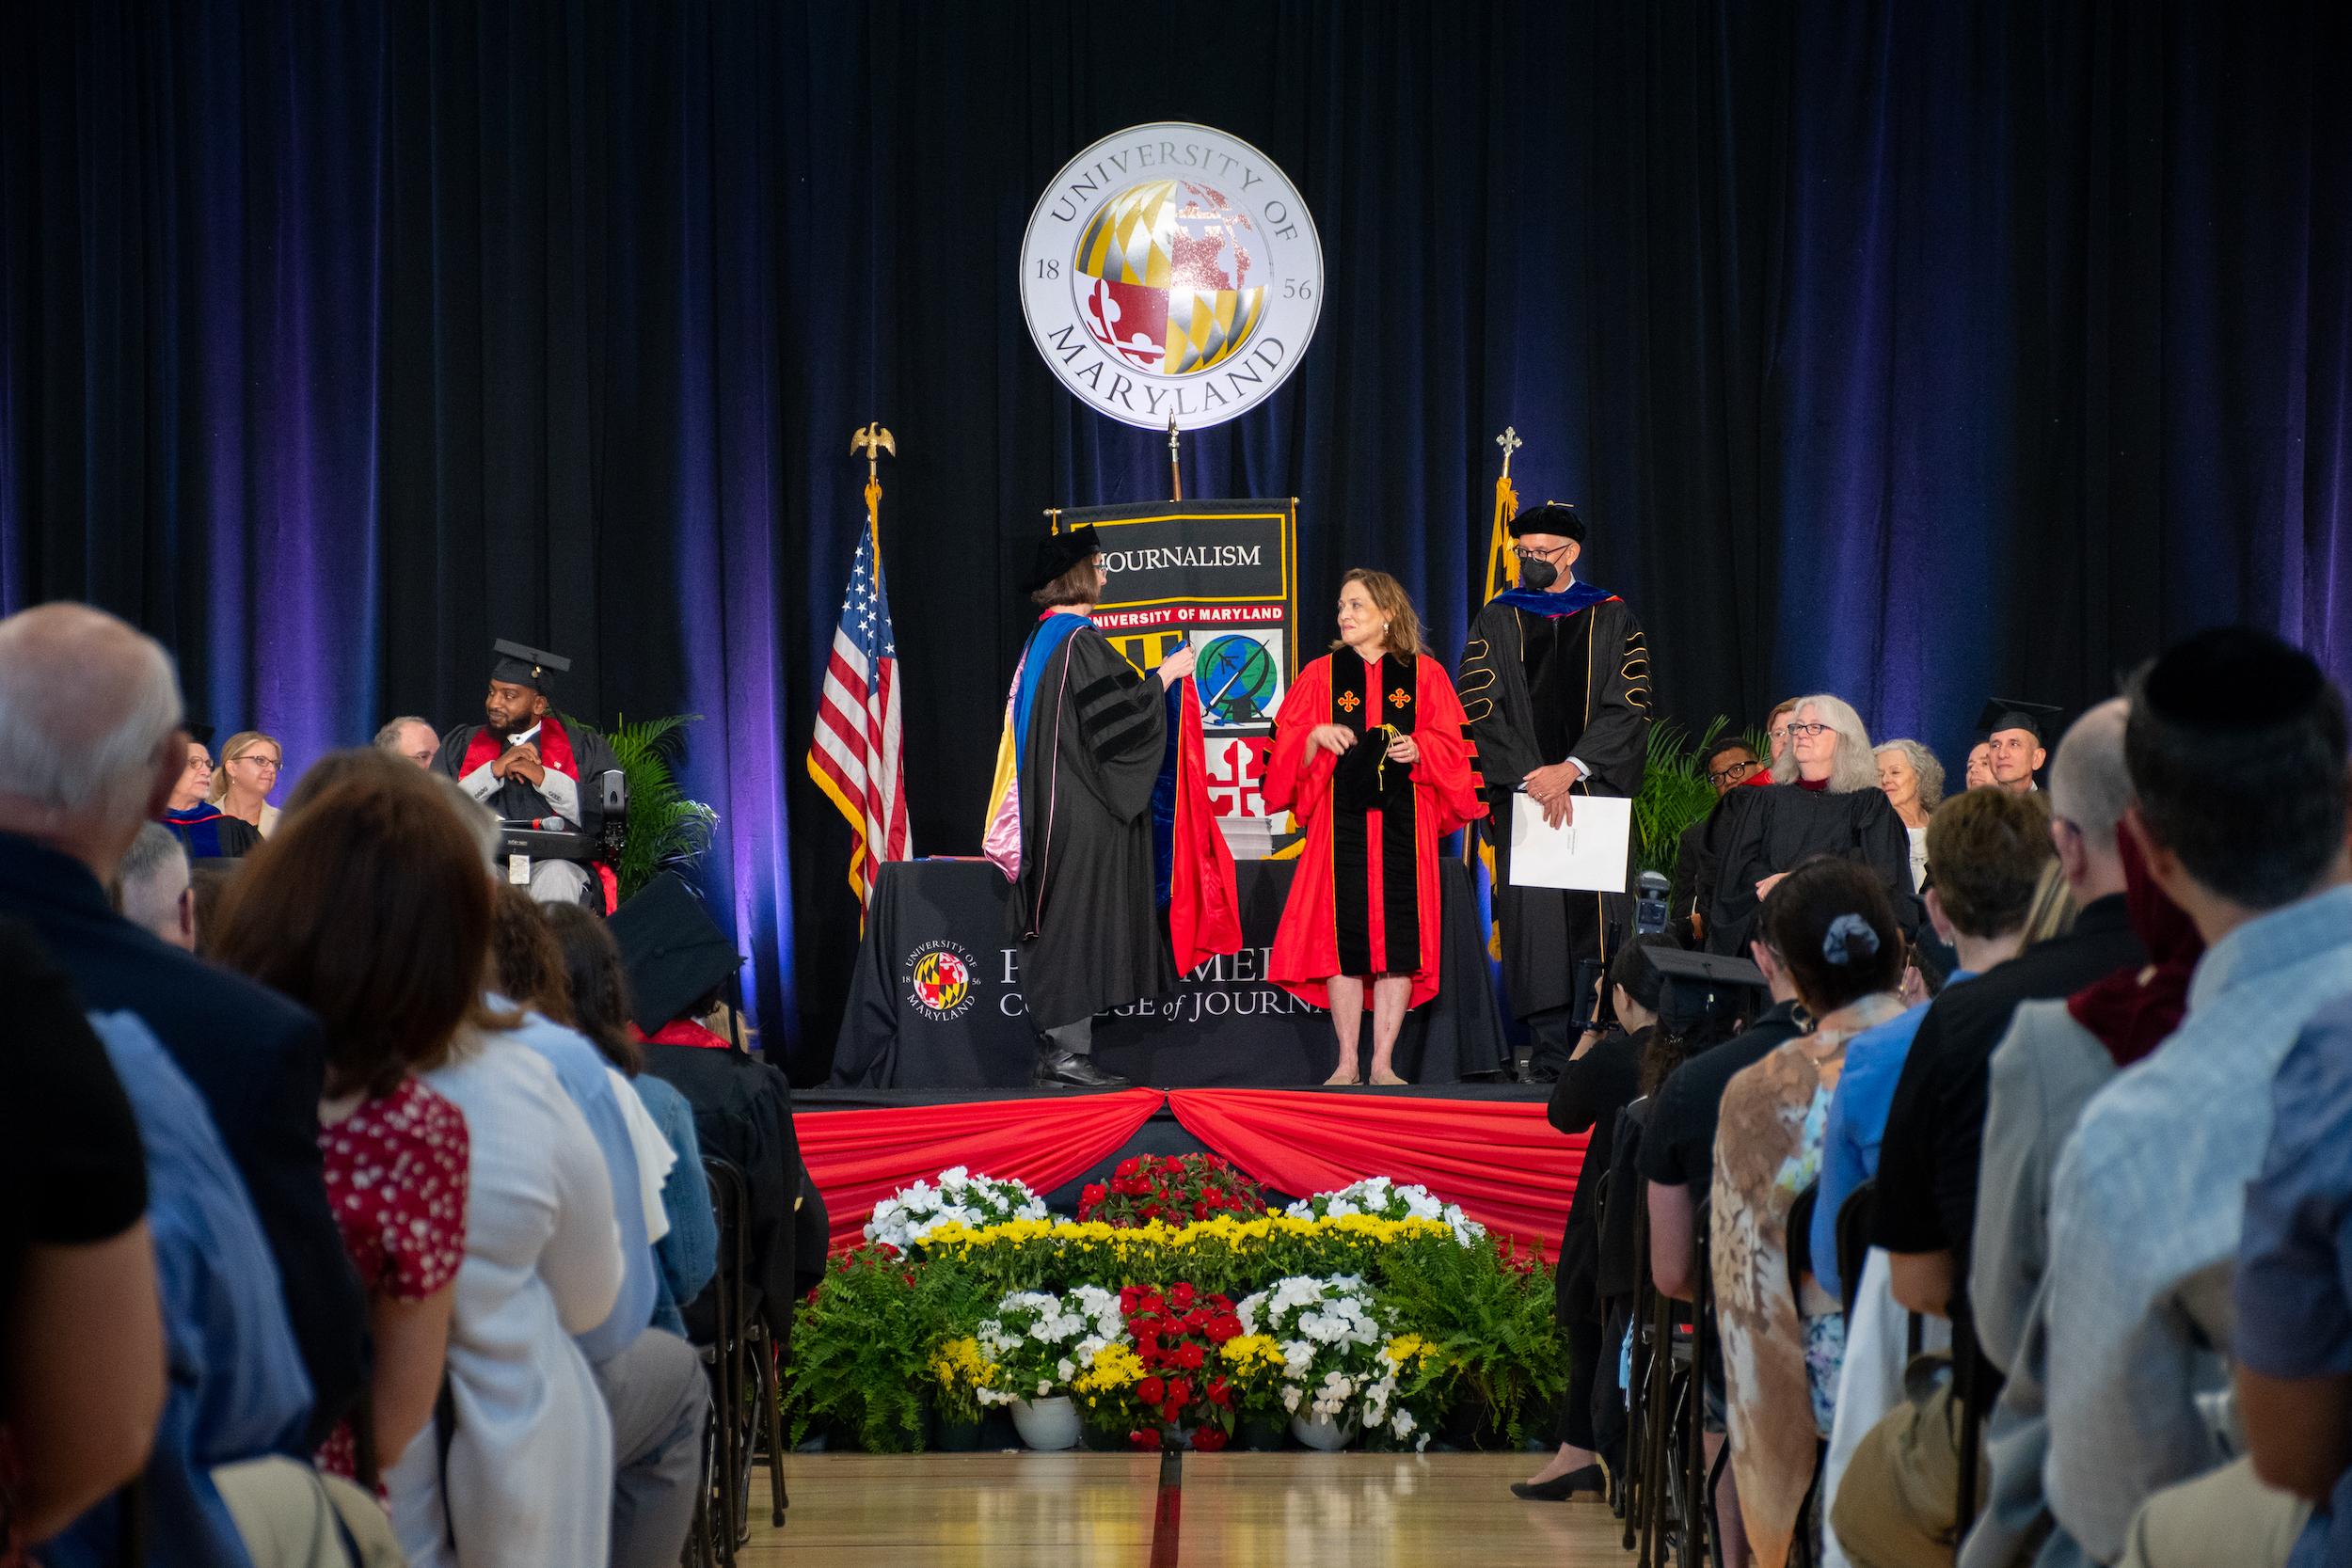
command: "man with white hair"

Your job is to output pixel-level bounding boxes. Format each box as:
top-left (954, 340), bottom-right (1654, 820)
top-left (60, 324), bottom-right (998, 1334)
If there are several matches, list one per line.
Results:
top-left (373, 713), bottom-right (439, 768)
top-left (0, 602), bottom-right (367, 1449)
top-left (114, 821), bottom-right (195, 950)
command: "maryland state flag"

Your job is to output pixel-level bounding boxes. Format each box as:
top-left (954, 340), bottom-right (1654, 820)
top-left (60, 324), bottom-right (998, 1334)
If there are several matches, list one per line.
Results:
top-left (1469, 460), bottom-right (1518, 958)
top-left (1153, 678), bottom-right (1243, 973)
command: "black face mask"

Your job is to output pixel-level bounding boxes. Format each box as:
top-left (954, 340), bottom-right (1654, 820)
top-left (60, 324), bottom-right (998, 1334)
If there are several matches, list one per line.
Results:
top-left (1516, 555), bottom-right (1559, 591)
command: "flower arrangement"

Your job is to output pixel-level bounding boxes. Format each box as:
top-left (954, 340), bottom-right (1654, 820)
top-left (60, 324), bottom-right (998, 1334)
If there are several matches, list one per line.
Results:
top-left (1283, 1177), bottom-right (1483, 1245)
top-left (1079, 1154), bottom-right (1268, 1228)
top-left (973, 1286), bottom-right (1126, 1406)
top-left (929, 1335), bottom-right (993, 1427)
top-left (865, 1167), bottom-right (1049, 1253)
top-left (1213, 1332), bottom-right (1297, 1426)
top-left (1235, 1274), bottom-right (1427, 1446)
top-left (1114, 1283), bottom-right (1247, 1450)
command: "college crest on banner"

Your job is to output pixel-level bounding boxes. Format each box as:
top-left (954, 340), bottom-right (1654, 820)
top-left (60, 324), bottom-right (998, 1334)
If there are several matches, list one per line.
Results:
top-left (1056, 499), bottom-right (1299, 859)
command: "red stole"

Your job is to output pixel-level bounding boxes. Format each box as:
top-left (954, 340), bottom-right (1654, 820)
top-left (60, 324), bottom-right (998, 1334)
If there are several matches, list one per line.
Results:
top-left (460, 715), bottom-right (581, 781)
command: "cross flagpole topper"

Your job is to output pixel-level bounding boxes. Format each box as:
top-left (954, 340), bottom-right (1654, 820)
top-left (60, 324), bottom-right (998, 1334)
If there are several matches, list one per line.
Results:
top-left (1495, 425), bottom-right (1523, 480)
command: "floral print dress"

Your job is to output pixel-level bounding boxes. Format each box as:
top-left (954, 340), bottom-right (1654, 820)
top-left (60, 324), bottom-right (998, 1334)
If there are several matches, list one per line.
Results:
top-left (1709, 991), bottom-right (1907, 1568)
top-left (314, 1076), bottom-right (470, 1483)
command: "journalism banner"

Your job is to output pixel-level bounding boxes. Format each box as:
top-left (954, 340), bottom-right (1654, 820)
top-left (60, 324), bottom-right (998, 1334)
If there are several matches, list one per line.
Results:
top-left (1057, 499), bottom-right (1296, 858)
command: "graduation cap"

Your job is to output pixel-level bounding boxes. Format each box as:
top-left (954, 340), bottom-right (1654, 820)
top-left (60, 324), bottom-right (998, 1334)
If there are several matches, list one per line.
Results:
top-left (609, 871), bottom-right (744, 1032)
top-left (1975, 698), bottom-right (2063, 745)
top-left (1022, 524), bottom-right (1104, 595)
top-left (491, 639), bottom-right (570, 697)
top-left (1641, 946), bottom-right (1767, 1037)
top-left (183, 721), bottom-right (216, 748)
top-left (1506, 500), bottom-right (1587, 543)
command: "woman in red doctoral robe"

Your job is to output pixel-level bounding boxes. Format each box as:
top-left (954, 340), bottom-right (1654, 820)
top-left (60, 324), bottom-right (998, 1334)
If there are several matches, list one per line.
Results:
top-left (1264, 569), bottom-right (1487, 1085)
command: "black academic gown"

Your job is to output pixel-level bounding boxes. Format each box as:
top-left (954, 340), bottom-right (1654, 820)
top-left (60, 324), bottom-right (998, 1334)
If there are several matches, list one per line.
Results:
top-left (1011, 622), bottom-right (1175, 1033)
top-left (1696, 782), bottom-right (1924, 957)
top-left (1459, 594), bottom-right (1651, 1022)
top-left (434, 717), bottom-right (624, 834)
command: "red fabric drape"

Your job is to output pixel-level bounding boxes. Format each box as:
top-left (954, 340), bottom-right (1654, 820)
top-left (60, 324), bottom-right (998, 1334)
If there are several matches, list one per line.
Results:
top-left (799, 1088), bottom-right (1584, 1262)
top-left (1167, 1089), bottom-right (1581, 1260)
top-left (799, 1088), bottom-right (1164, 1253)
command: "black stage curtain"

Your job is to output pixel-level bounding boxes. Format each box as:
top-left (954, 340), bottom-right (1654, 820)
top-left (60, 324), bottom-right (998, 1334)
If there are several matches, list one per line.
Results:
top-left (6, 2), bottom-right (2348, 1080)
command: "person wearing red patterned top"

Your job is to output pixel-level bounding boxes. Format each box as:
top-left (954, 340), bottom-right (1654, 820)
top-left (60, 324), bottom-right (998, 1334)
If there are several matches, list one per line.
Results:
top-left (213, 751), bottom-right (496, 1495)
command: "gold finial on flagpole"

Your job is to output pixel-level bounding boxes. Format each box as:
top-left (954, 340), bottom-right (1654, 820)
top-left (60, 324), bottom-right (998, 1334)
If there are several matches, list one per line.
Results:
top-left (1495, 424), bottom-right (1523, 481)
top-left (850, 422), bottom-right (897, 530)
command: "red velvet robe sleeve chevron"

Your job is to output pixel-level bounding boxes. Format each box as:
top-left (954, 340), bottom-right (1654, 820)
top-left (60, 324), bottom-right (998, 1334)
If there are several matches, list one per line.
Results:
top-left (1263, 654), bottom-right (1486, 1010)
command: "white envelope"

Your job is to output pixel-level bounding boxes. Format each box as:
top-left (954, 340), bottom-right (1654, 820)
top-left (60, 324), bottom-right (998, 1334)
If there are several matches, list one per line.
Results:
top-left (1508, 792), bottom-right (1632, 893)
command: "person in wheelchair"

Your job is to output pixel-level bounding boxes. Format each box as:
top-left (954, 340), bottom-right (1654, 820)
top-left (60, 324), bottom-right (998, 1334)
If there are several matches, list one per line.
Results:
top-left (436, 638), bottom-right (624, 906)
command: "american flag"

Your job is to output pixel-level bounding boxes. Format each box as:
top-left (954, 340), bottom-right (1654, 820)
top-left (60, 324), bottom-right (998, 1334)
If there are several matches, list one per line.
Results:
top-left (805, 520), bottom-right (911, 903)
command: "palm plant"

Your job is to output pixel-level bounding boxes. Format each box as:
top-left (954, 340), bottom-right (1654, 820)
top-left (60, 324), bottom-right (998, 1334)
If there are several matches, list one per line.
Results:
top-left (593, 712), bottom-right (720, 901)
top-left (1632, 717), bottom-right (1731, 878)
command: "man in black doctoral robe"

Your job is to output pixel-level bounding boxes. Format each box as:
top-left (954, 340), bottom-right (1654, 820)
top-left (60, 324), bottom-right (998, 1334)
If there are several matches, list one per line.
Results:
top-left (1008, 525), bottom-right (1196, 1087)
top-left (435, 639), bottom-right (624, 905)
top-left (1460, 501), bottom-right (1653, 1066)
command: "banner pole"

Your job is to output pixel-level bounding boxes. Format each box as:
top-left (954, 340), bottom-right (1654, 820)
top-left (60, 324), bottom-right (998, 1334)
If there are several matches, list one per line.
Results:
top-left (1168, 416), bottom-right (1183, 502)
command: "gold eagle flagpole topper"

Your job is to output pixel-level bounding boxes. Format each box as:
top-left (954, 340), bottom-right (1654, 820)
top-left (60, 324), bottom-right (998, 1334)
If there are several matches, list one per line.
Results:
top-left (850, 422), bottom-right (897, 553)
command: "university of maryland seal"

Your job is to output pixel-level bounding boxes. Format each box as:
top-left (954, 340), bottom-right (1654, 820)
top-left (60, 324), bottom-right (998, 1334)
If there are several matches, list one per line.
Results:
top-left (904, 940), bottom-right (980, 1022)
top-left (1021, 123), bottom-right (1324, 431)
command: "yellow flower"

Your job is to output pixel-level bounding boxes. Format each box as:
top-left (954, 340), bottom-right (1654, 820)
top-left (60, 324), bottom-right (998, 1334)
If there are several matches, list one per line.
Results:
top-left (1072, 1342), bottom-right (1147, 1395)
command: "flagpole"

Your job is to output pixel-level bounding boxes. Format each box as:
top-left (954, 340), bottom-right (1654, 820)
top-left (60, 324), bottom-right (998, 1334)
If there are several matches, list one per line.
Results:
top-left (850, 421), bottom-right (898, 565)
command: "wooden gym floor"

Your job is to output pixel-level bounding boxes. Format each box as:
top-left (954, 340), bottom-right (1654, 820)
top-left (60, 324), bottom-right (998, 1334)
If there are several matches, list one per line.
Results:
top-left (739, 1452), bottom-right (1632, 1567)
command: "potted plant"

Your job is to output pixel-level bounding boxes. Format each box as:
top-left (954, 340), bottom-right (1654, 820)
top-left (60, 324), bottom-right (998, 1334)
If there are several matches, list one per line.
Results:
top-left (1631, 716), bottom-right (1735, 879)
top-left (784, 1247), bottom-right (953, 1452)
top-left (596, 712), bottom-right (721, 900)
top-left (1213, 1330), bottom-right (1297, 1450)
top-left (866, 1167), bottom-right (1049, 1253)
top-left (1079, 1154), bottom-right (1269, 1228)
top-left (1117, 1283), bottom-right (1245, 1451)
top-left (1284, 1178), bottom-right (1484, 1245)
top-left (1376, 1230), bottom-right (1565, 1447)
top-left (976, 1286), bottom-right (1128, 1450)
top-left (1235, 1275), bottom-right (1398, 1451)
top-left (929, 1335), bottom-right (992, 1451)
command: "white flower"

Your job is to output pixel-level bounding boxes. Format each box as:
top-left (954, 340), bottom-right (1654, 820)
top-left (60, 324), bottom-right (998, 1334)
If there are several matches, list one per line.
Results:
top-left (1036, 1378), bottom-right (1052, 1396)
top-left (1281, 1386), bottom-right (1301, 1412)
top-left (1391, 1410), bottom-right (1416, 1438)
top-left (1057, 1357), bottom-right (1074, 1380)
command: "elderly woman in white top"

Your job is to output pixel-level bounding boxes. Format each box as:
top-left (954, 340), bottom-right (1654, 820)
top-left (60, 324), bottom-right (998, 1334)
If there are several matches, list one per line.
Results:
top-left (1873, 739), bottom-right (1945, 892)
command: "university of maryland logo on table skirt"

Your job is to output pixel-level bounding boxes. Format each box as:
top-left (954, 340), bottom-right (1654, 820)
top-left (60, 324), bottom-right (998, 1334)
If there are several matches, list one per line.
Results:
top-left (903, 940), bottom-right (979, 1022)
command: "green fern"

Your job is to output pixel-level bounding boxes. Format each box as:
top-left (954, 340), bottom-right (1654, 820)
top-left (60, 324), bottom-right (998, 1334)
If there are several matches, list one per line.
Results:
top-left (589, 712), bottom-right (720, 901)
top-left (1632, 716), bottom-right (1730, 877)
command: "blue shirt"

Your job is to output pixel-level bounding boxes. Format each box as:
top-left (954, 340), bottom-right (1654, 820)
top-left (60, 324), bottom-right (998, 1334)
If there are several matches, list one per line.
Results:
top-left (1810, 986), bottom-right (1965, 1304)
top-left (497, 1002), bottom-right (658, 1363)
top-left (2046, 884), bottom-right (2352, 1563)
top-left (2237, 991), bottom-right (2352, 1568)
top-left (50, 1013), bottom-right (312, 1568)
top-left (635, 1072), bottom-right (718, 1337)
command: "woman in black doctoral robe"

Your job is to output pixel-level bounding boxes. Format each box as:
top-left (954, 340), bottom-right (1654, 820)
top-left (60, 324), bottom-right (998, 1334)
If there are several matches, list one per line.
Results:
top-left (1697, 693), bottom-right (1923, 958)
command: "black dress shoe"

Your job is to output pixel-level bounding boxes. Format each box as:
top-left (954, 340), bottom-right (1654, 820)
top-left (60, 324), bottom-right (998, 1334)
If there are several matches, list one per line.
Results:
top-left (1033, 1050), bottom-right (1131, 1088)
top-left (1509, 1462), bottom-right (1607, 1501)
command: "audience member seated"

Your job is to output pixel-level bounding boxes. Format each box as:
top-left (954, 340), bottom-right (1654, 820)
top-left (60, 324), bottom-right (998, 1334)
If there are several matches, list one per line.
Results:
top-left (373, 717), bottom-right (439, 769)
top-left (161, 724), bottom-right (260, 860)
top-left (1963, 701), bottom-right (2187, 1568)
top-left (1669, 741), bottom-right (1760, 948)
top-left (1873, 786), bottom-right (2137, 1324)
top-left (209, 730), bottom-right (285, 838)
top-left (1713, 859), bottom-right (1909, 1568)
top-left (2042, 628), bottom-right (2352, 1566)
top-left (1873, 738), bottom-right (1944, 893)
top-left (546, 900), bottom-right (718, 1340)
top-left (435, 641), bottom-right (623, 907)
top-left (49, 1000), bottom-right (324, 1568)
top-left (1698, 694), bottom-right (1922, 958)
top-left (0, 920), bottom-right (164, 1560)
top-left (2231, 991), bottom-right (2352, 1568)
top-left (619, 877), bottom-right (808, 1345)
top-left (1820, 786), bottom-right (2052, 1566)
top-left (114, 821), bottom-right (197, 950)
top-left (1979, 701), bottom-right (2059, 797)
top-left (0, 604), bottom-right (366, 1451)
top-left (1516, 934), bottom-right (1675, 1500)
top-left (476, 870), bottom-right (708, 1568)
top-left (210, 755), bottom-right (482, 1500)
top-left (371, 801), bottom-right (625, 1566)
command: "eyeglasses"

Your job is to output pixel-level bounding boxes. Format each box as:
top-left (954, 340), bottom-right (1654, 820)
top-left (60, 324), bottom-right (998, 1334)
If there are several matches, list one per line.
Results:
top-left (1785, 722), bottom-right (1830, 739)
top-left (234, 755), bottom-right (282, 772)
top-left (1706, 759), bottom-right (1759, 786)
top-left (1514, 543), bottom-right (1570, 562)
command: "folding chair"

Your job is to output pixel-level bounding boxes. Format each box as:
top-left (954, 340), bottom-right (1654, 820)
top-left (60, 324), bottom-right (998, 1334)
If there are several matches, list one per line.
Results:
top-left (697, 1155), bottom-right (752, 1566)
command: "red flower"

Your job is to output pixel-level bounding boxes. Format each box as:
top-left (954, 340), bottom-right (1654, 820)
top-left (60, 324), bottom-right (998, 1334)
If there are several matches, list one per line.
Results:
top-left (1120, 1286), bottom-right (1143, 1312)
top-left (1137, 1375), bottom-right (1166, 1404)
top-left (1206, 1379), bottom-right (1232, 1406)
top-left (1136, 1334), bottom-right (1161, 1361)
top-left (1192, 1427), bottom-right (1229, 1452)
top-left (1191, 1201), bottom-right (1211, 1220)
top-left (1171, 1283), bottom-right (1196, 1310)
top-left (1116, 1157), bottom-right (1142, 1180)
top-left (1168, 1378), bottom-right (1193, 1407)
top-left (1205, 1314), bottom-right (1242, 1343)
top-left (1130, 1431), bottom-right (1159, 1451)
top-left (1177, 1342), bottom-right (1206, 1370)
top-left (1082, 1183), bottom-right (1107, 1208)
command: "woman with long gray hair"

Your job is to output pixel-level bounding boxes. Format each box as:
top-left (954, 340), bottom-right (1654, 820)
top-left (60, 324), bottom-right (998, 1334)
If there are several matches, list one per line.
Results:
top-left (1697, 694), bottom-right (1922, 957)
top-left (1874, 738), bottom-right (1945, 891)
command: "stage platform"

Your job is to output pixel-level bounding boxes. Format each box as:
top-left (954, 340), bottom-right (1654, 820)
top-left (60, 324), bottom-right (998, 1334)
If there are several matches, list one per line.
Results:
top-left (796, 1084), bottom-right (1586, 1262)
